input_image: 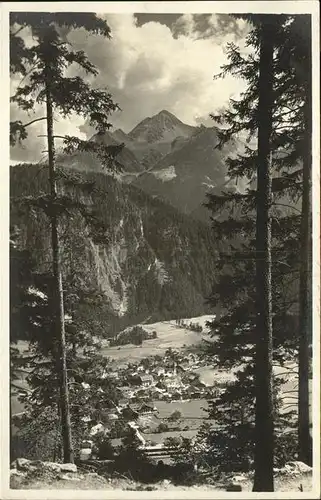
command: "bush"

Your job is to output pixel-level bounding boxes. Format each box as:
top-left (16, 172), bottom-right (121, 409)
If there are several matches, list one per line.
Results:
top-left (168, 410), bottom-right (182, 422)
top-left (10, 410), bottom-right (68, 463)
top-left (114, 428), bottom-right (152, 481)
top-left (110, 326), bottom-right (149, 347)
top-left (96, 437), bottom-right (114, 460)
top-left (274, 430), bottom-right (298, 467)
top-left (188, 322), bottom-right (203, 333)
top-left (164, 436), bottom-right (181, 448)
top-left (109, 420), bottom-right (128, 439)
top-left (156, 423), bottom-right (169, 433)
top-left (191, 424), bottom-right (298, 475)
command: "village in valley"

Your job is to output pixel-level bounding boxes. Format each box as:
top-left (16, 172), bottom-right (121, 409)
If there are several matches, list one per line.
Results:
top-left (78, 317), bottom-right (232, 460)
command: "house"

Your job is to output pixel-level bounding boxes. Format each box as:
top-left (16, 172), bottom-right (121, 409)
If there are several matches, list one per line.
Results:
top-left (138, 403), bottom-right (158, 415)
top-left (107, 412), bottom-right (119, 421)
top-left (101, 370), bottom-right (118, 380)
top-left (120, 386), bottom-right (133, 397)
top-left (140, 374), bottom-right (154, 387)
top-left (164, 374), bottom-right (182, 390)
top-left (99, 407), bottom-right (119, 421)
top-left (178, 360), bottom-right (190, 370)
top-left (185, 385), bottom-right (197, 396)
top-left (79, 440), bottom-right (94, 461)
top-left (165, 380), bottom-right (180, 391)
top-left (157, 368), bottom-right (165, 377)
top-left (185, 372), bottom-right (198, 382)
top-left (171, 390), bottom-right (182, 400)
top-left (185, 387), bottom-right (201, 398)
top-left (89, 422), bottom-right (110, 437)
top-left (136, 388), bottom-right (147, 399)
top-left (151, 387), bottom-right (164, 398)
top-left (81, 415), bottom-right (92, 423)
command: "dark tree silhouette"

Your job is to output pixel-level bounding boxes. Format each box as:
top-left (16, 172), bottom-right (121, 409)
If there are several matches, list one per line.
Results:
top-left (252, 16), bottom-right (275, 492)
top-left (10, 13), bottom-right (120, 463)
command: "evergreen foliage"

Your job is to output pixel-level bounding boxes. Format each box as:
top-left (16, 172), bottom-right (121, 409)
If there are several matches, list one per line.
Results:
top-left (10, 13), bottom-right (123, 462)
top-left (115, 428), bottom-right (150, 480)
top-left (199, 13), bottom-right (312, 477)
top-left (10, 230), bottom-right (120, 461)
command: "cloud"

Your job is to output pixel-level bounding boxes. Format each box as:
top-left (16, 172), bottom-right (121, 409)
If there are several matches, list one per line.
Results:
top-left (10, 81), bottom-right (87, 163)
top-left (171, 13), bottom-right (250, 42)
top-left (10, 13), bottom-right (250, 162)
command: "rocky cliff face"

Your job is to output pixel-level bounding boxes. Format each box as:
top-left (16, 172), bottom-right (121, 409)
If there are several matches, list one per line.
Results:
top-left (11, 165), bottom-right (218, 329)
top-left (133, 126), bottom-right (230, 217)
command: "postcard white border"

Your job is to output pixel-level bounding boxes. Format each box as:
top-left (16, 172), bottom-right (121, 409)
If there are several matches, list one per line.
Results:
top-left (0, 2), bottom-right (320, 499)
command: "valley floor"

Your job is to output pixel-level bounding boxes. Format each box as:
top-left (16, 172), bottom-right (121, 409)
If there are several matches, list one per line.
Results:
top-left (101, 316), bottom-right (215, 366)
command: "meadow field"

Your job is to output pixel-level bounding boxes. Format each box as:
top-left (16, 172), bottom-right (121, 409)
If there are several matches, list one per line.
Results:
top-left (101, 316), bottom-right (214, 366)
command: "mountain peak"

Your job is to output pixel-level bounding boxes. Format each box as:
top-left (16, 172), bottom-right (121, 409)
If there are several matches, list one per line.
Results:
top-left (156, 109), bottom-right (177, 119)
top-left (112, 128), bottom-right (131, 143)
top-left (128, 110), bottom-right (195, 144)
top-left (114, 127), bottom-right (126, 135)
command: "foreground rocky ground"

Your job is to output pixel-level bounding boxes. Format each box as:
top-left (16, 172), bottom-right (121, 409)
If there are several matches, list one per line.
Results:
top-left (9, 458), bottom-right (313, 492)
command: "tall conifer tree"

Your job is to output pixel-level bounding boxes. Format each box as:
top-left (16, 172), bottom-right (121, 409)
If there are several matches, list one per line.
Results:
top-left (10, 13), bottom-right (122, 462)
top-left (203, 13), bottom-right (312, 484)
top-left (252, 16), bottom-right (275, 491)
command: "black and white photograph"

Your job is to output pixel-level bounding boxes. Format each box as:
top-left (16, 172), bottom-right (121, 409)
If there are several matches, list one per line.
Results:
top-left (1, 1), bottom-right (320, 497)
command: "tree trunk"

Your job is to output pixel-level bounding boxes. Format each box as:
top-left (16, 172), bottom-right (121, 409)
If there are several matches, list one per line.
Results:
top-left (253, 17), bottom-right (275, 492)
top-left (45, 61), bottom-right (74, 464)
top-left (298, 86), bottom-right (312, 466)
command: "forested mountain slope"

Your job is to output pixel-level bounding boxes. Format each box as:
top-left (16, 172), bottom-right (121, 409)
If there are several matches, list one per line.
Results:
top-left (10, 164), bottom-right (219, 333)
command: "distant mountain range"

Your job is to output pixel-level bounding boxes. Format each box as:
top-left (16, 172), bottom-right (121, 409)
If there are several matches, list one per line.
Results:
top-left (58, 110), bottom-right (244, 220)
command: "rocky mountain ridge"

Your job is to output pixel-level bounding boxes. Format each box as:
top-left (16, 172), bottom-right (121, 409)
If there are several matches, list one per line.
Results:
top-left (111, 110), bottom-right (197, 170)
top-left (128, 110), bottom-right (195, 143)
top-left (58, 110), bottom-right (237, 219)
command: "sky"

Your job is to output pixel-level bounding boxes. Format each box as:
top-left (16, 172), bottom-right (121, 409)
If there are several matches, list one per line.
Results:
top-left (10, 13), bottom-right (251, 163)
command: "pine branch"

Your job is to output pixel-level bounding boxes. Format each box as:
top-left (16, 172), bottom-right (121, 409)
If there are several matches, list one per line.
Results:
top-left (61, 135), bottom-right (123, 172)
top-left (11, 26), bottom-right (24, 37)
top-left (275, 371), bottom-right (298, 377)
top-left (271, 202), bottom-right (301, 214)
top-left (21, 116), bottom-right (47, 127)
top-left (11, 382), bottom-right (32, 393)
